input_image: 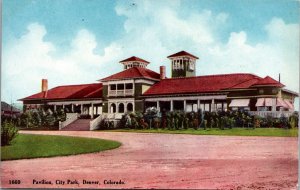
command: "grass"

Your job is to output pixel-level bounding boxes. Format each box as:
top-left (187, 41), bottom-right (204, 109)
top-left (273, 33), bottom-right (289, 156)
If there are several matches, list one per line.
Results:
top-left (100, 127), bottom-right (298, 137)
top-left (1, 134), bottom-right (121, 161)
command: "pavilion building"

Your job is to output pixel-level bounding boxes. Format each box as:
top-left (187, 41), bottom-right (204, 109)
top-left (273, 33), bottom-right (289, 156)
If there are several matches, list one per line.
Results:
top-left (20, 51), bottom-right (298, 129)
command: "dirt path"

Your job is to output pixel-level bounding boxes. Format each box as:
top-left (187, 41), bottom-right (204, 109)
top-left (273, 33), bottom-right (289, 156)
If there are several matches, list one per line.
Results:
top-left (1, 131), bottom-right (298, 189)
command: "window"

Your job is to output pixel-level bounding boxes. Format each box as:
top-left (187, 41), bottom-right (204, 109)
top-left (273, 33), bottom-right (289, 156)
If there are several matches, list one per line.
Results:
top-left (189, 61), bottom-right (195, 71)
top-left (110, 84), bottom-right (116, 90)
top-left (272, 88), bottom-right (278, 94)
top-left (117, 84), bottom-right (124, 90)
top-left (127, 103), bottom-right (133, 112)
top-left (118, 103), bottom-right (124, 113)
top-left (173, 61), bottom-right (177, 70)
top-left (125, 83), bottom-right (133, 89)
top-left (110, 103), bottom-right (116, 113)
top-left (133, 62), bottom-right (139, 67)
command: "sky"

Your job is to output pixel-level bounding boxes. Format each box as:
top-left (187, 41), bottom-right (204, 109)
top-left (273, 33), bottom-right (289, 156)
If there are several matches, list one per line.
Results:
top-left (1, 0), bottom-right (299, 109)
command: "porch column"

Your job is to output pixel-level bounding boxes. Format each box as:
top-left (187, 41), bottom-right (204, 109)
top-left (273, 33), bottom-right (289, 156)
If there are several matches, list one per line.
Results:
top-left (157, 101), bottom-right (160, 112)
top-left (184, 100), bottom-right (186, 112)
top-left (271, 98), bottom-right (276, 111)
top-left (197, 99), bottom-right (200, 111)
top-left (71, 104), bottom-right (74, 112)
top-left (116, 103), bottom-right (119, 113)
top-left (124, 103), bottom-right (128, 113)
top-left (62, 104), bottom-right (65, 110)
top-left (133, 102), bottom-right (135, 112)
top-left (80, 104), bottom-right (83, 114)
top-left (211, 99), bottom-right (215, 112)
top-left (170, 100), bottom-right (174, 111)
top-left (54, 105), bottom-right (57, 112)
top-left (91, 103), bottom-right (94, 119)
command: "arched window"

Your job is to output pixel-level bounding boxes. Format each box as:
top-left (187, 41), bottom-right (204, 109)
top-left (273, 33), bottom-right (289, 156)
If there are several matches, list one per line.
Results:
top-left (110, 103), bottom-right (116, 113)
top-left (127, 103), bottom-right (133, 112)
top-left (118, 103), bottom-right (124, 113)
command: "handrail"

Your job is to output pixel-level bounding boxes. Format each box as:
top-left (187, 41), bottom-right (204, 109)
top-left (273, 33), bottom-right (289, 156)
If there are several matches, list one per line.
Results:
top-left (59, 113), bottom-right (79, 130)
top-left (90, 114), bottom-right (102, 130)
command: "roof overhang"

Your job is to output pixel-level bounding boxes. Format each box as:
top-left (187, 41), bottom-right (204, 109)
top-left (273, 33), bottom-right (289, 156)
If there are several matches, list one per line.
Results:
top-left (281, 88), bottom-right (299, 96)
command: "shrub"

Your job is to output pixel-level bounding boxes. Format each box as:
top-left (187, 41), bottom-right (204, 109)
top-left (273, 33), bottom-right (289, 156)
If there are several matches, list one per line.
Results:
top-left (289, 114), bottom-right (298, 129)
top-left (193, 119), bottom-right (199, 130)
top-left (98, 118), bottom-right (110, 129)
top-left (177, 111), bottom-right (184, 129)
top-left (153, 118), bottom-right (160, 129)
top-left (117, 114), bottom-right (127, 129)
top-left (139, 118), bottom-right (149, 129)
top-left (279, 116), bottom-right (289, 129)
top-left (253, 115), bottom-right (262, 128)
top-left (183, 115), bottom-right (188, 129)
top-left (200, 119), bottom-right (206, 129)
top-left (1, 121), bottom-right (18, 146)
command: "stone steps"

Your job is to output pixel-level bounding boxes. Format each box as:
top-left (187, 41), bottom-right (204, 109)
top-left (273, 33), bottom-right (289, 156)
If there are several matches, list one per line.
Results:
top-left (61, 119), bottom-right (91, 131)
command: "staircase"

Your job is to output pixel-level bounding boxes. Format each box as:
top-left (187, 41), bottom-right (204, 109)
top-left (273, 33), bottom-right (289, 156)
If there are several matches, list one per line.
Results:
top-left (61, 119), bottom-right (92, 131)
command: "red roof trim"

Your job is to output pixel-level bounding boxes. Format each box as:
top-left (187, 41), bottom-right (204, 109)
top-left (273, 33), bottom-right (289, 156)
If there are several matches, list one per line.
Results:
top-left (167, 51), bottom-right (199, 59)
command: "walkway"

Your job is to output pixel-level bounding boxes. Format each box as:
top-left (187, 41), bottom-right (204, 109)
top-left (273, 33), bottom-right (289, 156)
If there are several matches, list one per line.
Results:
top-left (1, 131), bottom-right (298, 189)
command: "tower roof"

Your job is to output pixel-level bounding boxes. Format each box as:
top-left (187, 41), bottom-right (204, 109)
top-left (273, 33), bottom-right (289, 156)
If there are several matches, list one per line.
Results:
top-left (119, 56), bottom-right (150, 63)
top-left (100, 67), bottom-right (160, 81)
top-left (167, 51), bottom-right (199, 59)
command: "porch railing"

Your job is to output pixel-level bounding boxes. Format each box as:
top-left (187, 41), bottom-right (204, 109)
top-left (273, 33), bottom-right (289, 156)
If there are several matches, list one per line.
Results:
top-left (59, 113), bottom-right (79, 130)
top-left (90, 114), bottom-right (102, 130)
top-left (108, 89), bottom-right (134, 97)
top-left (248, 111), bottom-right (294, 118)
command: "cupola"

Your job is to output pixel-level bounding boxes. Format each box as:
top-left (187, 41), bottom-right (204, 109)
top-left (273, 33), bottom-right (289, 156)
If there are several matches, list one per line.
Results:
top-left (167, 51), bottom-right (199, 78)
top-left (119, 56), bottom-right (150, 70)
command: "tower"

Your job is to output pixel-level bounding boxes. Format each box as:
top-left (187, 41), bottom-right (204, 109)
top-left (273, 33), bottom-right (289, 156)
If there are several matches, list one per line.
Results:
top-left (167, 51), bottom-right (199, 78)
top-left (119, 56), bottom-right (150, 70)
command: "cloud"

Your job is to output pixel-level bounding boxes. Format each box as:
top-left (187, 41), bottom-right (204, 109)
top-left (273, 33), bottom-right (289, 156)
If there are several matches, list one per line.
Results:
top-left (2, 23), bottom-right (123, 103)
top-left (204, 18), bottom-right (299, 92)
top-left (2, 1), bottom-right (299, 108)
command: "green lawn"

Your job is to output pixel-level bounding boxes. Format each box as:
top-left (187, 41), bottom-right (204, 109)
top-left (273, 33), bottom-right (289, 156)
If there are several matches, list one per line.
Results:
top-left (1, 134), bottom-right (121, 161)
top-left (101, 128), bottom-right (298, 137)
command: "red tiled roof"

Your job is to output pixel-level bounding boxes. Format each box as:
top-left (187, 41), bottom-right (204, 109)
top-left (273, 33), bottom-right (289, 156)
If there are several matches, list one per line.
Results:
top-left (225, 78), bottom-right (261, 89)
top-left (119, 56), bottom-right (150, 63)
top-left (252, 76), bottom-right (284, 87)
top-left (167, 51), bottom-right (199, 59)
top-left (101, 67), bottom-right (160, 81)
top-left (143, 73), bottom-right (281, 96)
top-left (20, 83), bottom-right (102, 101)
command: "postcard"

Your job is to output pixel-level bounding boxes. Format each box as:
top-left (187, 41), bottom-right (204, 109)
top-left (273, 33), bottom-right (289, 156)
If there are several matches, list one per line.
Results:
top-left (1, 0), bottom-right (299, 189)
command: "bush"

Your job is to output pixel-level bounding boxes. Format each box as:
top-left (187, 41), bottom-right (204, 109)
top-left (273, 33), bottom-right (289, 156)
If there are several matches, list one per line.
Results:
top-left (1, 121), bottom-right (19, 146)
top-left (254, 115), bottom-right (262, 128)
top-left (289, 114), bottom-right (298, 129)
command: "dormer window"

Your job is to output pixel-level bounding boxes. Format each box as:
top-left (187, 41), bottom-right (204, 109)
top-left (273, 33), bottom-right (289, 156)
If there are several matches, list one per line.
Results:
top-left (189, 60), bottom-right (195, 71)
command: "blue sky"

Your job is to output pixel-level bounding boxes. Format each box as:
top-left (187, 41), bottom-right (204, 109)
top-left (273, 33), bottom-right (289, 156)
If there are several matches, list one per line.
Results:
top-left (2, 0), bottom-right (299, 109)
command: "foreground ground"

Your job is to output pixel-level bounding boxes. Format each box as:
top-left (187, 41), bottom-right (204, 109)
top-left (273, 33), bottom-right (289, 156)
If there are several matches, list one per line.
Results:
top-left (1, 134), bottom-right (121, 161)
top-left (1, 131), bottom-right (298, 189)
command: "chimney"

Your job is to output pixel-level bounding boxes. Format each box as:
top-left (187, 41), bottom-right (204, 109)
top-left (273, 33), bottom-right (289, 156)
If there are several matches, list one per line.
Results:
top-left (41, 79), bottom-right (48, 92)
top-left (278, 73), bottom-right (281, 83)
top-left (160, 66), bottom-right (166, 80)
